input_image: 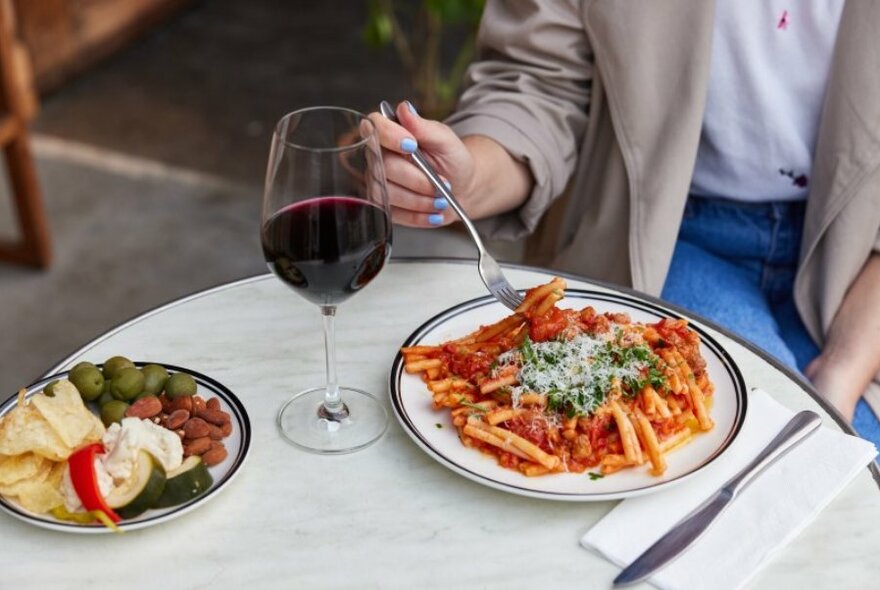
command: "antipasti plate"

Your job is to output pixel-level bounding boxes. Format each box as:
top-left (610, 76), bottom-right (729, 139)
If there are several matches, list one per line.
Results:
top-left (390, 290), bottom-right (747, 501)
top-left (0, 363), bottom-right (251, 533)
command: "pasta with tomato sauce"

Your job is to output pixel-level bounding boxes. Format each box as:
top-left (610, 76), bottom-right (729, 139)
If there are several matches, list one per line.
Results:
top-left (401, 278), bottom-right (715, 477)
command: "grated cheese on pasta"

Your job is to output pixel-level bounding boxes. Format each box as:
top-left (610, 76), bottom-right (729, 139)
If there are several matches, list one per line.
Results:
top-left (498, 329), bottom-right (661, 417)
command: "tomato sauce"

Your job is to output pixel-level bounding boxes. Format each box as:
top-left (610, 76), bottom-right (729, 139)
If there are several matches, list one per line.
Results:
top-left (443, 346), bottom-right (493, 381)
top-left (506, 415), bottom-right (552, 453)
top-left (655, 318), bottom-right (706, 374)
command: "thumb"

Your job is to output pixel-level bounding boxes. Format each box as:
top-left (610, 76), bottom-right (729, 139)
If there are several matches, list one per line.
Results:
top-left (395, 101), bottom-right (461, 156)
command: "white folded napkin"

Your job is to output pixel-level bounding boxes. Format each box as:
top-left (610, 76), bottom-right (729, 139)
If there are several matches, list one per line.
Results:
top-left (581, 389), bottom-right (877, 590)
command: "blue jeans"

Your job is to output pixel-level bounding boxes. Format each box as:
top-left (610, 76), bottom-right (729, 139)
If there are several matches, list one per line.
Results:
top-left (661, 196), bottom-right (880, 445)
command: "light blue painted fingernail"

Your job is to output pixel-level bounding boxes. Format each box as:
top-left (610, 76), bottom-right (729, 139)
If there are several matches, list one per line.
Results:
top-left (400, 138), bottom-right (418, 153)
top-left (406, 100), bottom-right (418, 115)
top-left (433, 198), bottom-right (448, 210)
top-left (428, 213), bottom-right (444, 225)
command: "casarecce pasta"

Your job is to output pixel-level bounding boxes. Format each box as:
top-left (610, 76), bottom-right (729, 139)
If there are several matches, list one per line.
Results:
top-left (402, 278), bottom-right (715, 477)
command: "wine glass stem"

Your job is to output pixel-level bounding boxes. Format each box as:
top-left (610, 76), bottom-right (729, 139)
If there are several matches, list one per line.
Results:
top-left (320, 306), bottom-right (348, 419)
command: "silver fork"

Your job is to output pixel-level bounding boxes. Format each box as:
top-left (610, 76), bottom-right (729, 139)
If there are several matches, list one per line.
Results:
top-left (378, 101), bottom-right (524, 311)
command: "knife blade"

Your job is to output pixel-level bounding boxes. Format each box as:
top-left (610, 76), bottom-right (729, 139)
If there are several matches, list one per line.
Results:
top-left (613, 410), bottom-right (822, 586)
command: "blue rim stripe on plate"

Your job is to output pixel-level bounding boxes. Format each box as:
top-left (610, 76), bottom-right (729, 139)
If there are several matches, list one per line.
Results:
top-left (0, 362), bottom-right (251, 531)
top-left (389, 289), bottom-right (748, 500)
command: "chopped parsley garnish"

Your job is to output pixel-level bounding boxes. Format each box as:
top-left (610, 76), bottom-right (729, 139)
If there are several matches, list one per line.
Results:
top-left (458, 400), bottom-right (488, 413)
top-left (435, 423), bottom-right (443, 429)
top-left (616, 344), bottom-right (667, 394)
top-left (520, 335), bottom-right (539, 365)
top-left (588, 472), bottom-right (605, 481)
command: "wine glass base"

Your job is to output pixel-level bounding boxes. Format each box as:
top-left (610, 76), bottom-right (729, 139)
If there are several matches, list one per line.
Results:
top-left (277, 386), bottom-right (388, 454)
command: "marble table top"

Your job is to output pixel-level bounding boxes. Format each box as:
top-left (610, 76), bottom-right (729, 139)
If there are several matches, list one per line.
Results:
top-left (3, 259), bottom-right (878, 589)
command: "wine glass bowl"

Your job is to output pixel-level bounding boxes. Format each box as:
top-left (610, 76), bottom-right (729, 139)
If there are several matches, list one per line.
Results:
top-left (261, 107), bottom-right (391, 454)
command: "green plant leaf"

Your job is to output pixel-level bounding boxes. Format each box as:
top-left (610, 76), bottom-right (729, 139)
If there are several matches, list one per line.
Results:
top-left (363, 0), bottom-right (394, 47)
top-left (425, 0), bottom-right (485, 24)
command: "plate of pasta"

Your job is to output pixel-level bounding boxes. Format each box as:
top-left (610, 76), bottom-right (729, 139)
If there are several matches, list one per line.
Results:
top-left (390, 278), bottom-right (747, 501)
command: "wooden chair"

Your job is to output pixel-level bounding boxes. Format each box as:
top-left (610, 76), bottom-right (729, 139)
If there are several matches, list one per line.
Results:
top-left (0, 0), bottom-right (49, 268)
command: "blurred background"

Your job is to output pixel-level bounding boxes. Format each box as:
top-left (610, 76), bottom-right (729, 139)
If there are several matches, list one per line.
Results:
top-left (0, 0), bottom-right (526, 393)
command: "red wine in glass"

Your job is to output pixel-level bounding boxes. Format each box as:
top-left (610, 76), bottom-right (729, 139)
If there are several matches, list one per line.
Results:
top-left (262, 196), bottom-right (391, 307)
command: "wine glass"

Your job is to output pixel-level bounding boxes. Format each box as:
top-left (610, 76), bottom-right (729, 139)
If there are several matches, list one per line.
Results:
top-left (261, 106), bottom-right (391, 454)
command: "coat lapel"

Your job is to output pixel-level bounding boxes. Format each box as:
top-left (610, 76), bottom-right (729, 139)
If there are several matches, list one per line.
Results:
top-left (801, 0), bottom-right (880, 264)
top-left (583, 0), bottom-right (715, 292)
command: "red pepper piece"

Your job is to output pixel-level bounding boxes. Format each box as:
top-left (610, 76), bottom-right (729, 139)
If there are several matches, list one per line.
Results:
top-left (68, 442), bottom-right (121, 524)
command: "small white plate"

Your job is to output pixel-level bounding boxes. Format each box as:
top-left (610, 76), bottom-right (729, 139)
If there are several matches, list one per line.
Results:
top-left (390, 290), bottom-right (747, 501)
top-left (0, 363), bottom-right (251, 532)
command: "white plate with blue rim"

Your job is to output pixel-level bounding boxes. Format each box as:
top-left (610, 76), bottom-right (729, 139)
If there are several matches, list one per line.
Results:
top-left (390, 290), bottom-right (748, 501)
top-left (0, 362), bottom-right (251, 533)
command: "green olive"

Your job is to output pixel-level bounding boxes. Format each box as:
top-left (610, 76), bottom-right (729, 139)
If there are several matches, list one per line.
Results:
top-left (69, 366), bottom-right (105, 401)
top-left (164, 372), bottom-right (197, 399)
top-left (102, 356), bottom-right (135, 380)
top-left (43, 380), bottom-right (60, 397)
top-left (102, 378), bottom-right (112, 395)
top-left (141, 364), bottom-right (169, 396)
top-left (110, 367), bottom-right (145, 401)
top-left (101, 400), bottom-right (130, 427)
top-left (71, 361), bottom-right (98, 374)
top-left (97, 390), bottom-right (114, 407)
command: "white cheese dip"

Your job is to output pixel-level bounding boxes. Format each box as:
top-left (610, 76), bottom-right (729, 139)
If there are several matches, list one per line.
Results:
top-left (102, 418), bottom-right (183, 480)
top-left (61, 418), bottom-right (183, 512)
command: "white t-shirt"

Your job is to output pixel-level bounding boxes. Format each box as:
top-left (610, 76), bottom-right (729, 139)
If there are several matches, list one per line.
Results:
top-left (690, 1), bottom-right (845, 202)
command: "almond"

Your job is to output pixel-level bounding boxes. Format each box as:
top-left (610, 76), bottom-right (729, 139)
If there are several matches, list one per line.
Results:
top-left (164, 409), bottom-right (190, 430)
top-left (208, 423), bottom-right (224, 440)
top-left (125, 396), bottom-right (163, 419)
top-left (183, 417), bottom-right (211, 439)
top-left (183, 436), bottom-right (211, 457)
top-left (196, 408), bottom-right (229, 426)
top-left (206, 397), bottom-right (221, 411)
top-left (168, 396), bottom-right (194, 413)
top-left (220, 421), bottom-right (233, 437)
top-left (202, 444), bottom-right (228, 466)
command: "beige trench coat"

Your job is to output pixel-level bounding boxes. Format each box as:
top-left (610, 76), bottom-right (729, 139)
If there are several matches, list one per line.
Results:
top-left (446, 0), bottom-right (880, 416)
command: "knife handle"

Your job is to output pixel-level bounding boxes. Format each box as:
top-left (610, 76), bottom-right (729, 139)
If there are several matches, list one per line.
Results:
top-left (723, 410), bottom-right (822, 498)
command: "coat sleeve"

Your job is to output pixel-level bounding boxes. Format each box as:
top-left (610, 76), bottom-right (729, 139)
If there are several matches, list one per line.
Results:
top-left (445, 0), bottom-right (592, 240)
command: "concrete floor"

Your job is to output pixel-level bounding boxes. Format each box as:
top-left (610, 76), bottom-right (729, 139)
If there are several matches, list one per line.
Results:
top-left (0, 0), bottom-right (523, 394)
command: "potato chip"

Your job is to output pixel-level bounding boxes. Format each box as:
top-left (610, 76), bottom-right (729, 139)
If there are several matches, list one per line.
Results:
top-left (0, 382), bottom-right (110, 516)
top-left (0, 452), bottom-right (52, 486)
top-left (30, 381), bottom-right (103, 449)
top-left (1, 477), bottom-right (64, 514)
top-left (46, 460), bottom-right (66, 488)
top-left (86, 411), bottom-right (106, 442)
top-left (0, 403), bottom-right (72, 461)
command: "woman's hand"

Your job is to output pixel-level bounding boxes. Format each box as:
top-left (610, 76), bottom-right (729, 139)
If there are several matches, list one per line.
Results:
top-left (368, 101), bottom-right (476, 228)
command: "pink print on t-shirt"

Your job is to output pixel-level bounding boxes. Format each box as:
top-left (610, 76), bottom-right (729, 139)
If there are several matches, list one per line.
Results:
top-left (777, 10), bottom-right (789, 30)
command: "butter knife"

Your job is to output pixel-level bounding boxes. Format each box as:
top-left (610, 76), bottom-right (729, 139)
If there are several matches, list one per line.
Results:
top-left (613, 410), bottom-right (822, 586)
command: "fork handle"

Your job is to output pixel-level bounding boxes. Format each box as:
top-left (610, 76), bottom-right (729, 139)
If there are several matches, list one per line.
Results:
top-left (378, 101), bottom-right (488, 256)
